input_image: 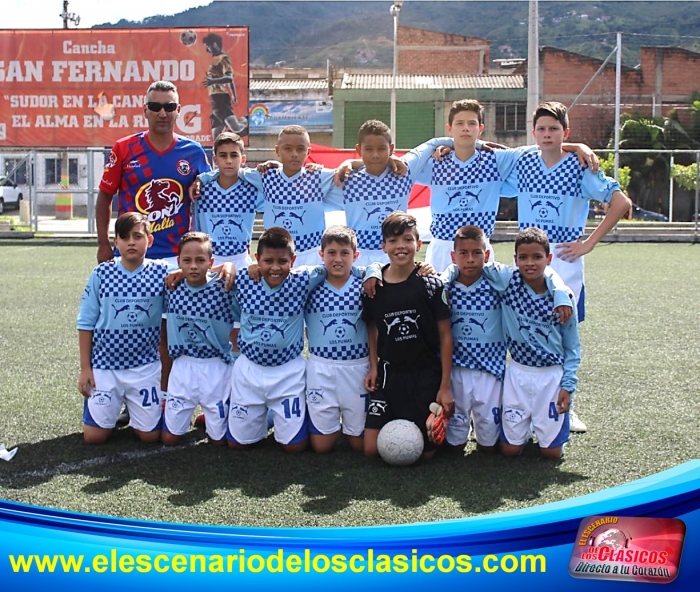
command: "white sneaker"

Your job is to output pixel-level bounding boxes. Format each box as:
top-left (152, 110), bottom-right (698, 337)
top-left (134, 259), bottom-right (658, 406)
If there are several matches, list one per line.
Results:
top-left (569, 411), bottom-right (588, 433)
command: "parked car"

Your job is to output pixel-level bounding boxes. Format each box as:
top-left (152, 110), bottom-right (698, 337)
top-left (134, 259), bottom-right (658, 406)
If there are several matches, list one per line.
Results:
top-left (0, 176), bottom-right (23, 214)
top-left (630, 204), bottom-right (668, 222)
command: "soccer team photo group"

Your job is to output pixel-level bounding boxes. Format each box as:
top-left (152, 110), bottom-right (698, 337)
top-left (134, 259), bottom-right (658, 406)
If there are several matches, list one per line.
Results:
top-left (0, 4), bottom-right (698, 547)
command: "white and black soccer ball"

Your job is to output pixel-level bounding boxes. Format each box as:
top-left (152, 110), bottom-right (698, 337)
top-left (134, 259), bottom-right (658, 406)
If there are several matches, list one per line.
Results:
top-left (180, 30), bottom-right (197, 46)
top-left (377, 419), bottom-right (424, 466)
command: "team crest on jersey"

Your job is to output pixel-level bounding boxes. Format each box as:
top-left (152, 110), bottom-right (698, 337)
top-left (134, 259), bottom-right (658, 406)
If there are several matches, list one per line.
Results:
top-left (135, 178), bottom-right (185, 223)
top-left (105, 150), bottom-right (117, 170)
top-left (176, 159), bottom-right (192, 176)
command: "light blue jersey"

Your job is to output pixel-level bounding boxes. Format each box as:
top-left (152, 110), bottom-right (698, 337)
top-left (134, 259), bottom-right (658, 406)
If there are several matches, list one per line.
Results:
top-left (192, 175), bottom-right (264, 258)
top-left (305, 276), bottom-right (368, 361)
top-left (234, 265), bottom-right (365, 367)
top-left (439, 268), bottom-right (506, 380)
top-left (239, 167), bottom-right (336, 253)
top-left (325, 137), bottom-right (452, 250)
top-left (77, 259), bottom-right (168, 370)
top-left (164, 274), bottom-right (239, 365)
top-left (504, 151), bottom-right (620, 243)
top-left (414, 146), bottom-right (529, 240)
top-left (480, 263), bottom-right (581, 393)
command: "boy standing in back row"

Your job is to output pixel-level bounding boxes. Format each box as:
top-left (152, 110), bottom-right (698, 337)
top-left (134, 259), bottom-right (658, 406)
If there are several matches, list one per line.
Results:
top-left (503, 101), bottom-right (631, 433)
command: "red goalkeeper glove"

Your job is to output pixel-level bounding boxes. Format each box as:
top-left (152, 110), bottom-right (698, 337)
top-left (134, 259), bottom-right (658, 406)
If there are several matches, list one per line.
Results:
top-left (426, 402), bottom-right (447, 445)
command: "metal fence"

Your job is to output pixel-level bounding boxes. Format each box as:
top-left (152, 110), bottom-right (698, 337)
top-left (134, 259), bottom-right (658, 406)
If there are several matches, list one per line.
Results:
top-left (1, 146), bottom-right (698, 237)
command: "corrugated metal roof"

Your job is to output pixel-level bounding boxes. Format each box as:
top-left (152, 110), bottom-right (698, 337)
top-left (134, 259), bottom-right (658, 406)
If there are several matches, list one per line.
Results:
top-left (250, 78), bottom-right (328, 91)
top-left (340, 73), bottom-right (524, 90)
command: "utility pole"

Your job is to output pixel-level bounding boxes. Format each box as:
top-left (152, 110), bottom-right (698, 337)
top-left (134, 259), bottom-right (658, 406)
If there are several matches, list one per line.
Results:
top-left (526, 0), bottom-right (540, 143)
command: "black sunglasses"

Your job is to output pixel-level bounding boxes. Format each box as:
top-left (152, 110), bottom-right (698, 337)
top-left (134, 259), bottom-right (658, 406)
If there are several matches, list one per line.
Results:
top-left (146, 101), bottom-right (178, 113)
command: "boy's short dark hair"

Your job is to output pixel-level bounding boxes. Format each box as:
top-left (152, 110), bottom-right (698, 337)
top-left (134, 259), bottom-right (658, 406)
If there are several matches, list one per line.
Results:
top-left (179, 231), bottom-right (213, 257)
top-left (357, 120), bottom-right (392, 146)
top-left (515, 227), bottom-right (550, 256)
top-left (214, 131), bottom-right (245, 153)
top-left (115, 212), bottom-right (150, 239)
top-left (381, 211), bottom-right (419, 240)
top-left (453, 225), bottom-right (486, 248)
top-left (321, 225), bottom-right (358, 251)
top-left (202, 32), bottom-right (223, 47)
top-left (533, 101), bottom-right (569, 130)
top-left (278, 125), bottom-right (309, 140)
top-left (448, 99), bottom-right (484, 125)
top-left (257, 227), bottom-right (296, 257)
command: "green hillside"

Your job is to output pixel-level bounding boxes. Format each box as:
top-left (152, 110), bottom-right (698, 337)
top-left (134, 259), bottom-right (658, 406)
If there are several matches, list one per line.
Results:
top-left (97, 1), bottom-right (700, 68)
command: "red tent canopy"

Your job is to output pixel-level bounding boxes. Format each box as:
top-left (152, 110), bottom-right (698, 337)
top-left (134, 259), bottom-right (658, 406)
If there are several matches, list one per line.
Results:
top-left (307, 143), bottom-right (431, 209)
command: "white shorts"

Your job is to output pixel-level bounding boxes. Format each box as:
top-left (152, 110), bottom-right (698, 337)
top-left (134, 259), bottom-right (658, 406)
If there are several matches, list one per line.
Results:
top-left (227, 354), bottom-right (308, 446)
top-left (501, 360), bottom-right (569, 449)
top-left (293, 247), bottom-right (321, 268)
top-left (448, 367), bottom-right (502, 447)
top-left (425, 236), bottom-right (494, 272)
top-left (306, 354), bottom-right (370, 437)
top-left (355, 249), bottom-right (389, 268)
top-left (84, 361), bottom-right (163, 432)
top-left (213, 252), bottom-right (253, 271)
top-left (550, 248), bottom-right (584, 319)
top-left (164, 356), bottom-right (232, 441)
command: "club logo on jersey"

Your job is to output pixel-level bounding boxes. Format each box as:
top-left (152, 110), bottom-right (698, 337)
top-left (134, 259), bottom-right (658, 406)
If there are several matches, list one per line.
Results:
top-left (176, 160), bottom-right (192, 176)
top-left (125, 159), bottom-right (142, 170)
top-left (135, 179), bottom-right (185, 230)
top-left (105, 150), bottom-right (117, 171)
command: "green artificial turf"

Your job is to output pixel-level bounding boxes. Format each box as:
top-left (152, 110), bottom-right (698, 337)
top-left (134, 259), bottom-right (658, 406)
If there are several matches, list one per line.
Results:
top-left (0, 241), bottom-right (698, 527)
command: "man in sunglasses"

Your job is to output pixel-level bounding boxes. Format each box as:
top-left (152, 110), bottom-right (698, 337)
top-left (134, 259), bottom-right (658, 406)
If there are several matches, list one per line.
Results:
top-left (95, 80), bottom-right (211, 408)
top-left (96, 80), bottom-right (210, 267)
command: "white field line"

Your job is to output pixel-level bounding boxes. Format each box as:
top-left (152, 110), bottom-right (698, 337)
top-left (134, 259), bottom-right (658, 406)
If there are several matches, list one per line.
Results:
top-left (0, 438), bottom-right (206, 486)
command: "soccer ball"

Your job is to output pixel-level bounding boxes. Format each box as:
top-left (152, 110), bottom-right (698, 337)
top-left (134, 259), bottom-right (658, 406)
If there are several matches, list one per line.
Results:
top-left (180, 30), bottom-right (197, 46)
top-left (377, 419), bottom-right (424, 466)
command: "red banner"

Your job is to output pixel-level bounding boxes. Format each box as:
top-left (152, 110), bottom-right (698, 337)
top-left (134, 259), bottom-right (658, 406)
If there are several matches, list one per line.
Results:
top-left (0, 28), bottom-right (249, 147)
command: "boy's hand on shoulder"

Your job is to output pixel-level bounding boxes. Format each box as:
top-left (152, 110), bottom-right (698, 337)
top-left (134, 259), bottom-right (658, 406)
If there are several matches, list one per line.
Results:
top-left (257, 160), bottom-right (281, 174)
top-left (78, 369), bottom-right (95, 398)
top-left (362, 276), bottom-right (380, 298)
top-left (478, 140), bottom-right (506, 151)
top-left (575, 145), bottom-right (599, 173)
top-left (214, 262), bottom-right (236, 290)
top-left (433, 146), bottom-right (452, 161)
top-left (553, 304), bottom-right (572, 325)
top-left (334, 159), bottom-right (354, 186)
top-left (388, 155), bottom-right (407, 176)
top-left (247, 263), bottom-right (262, 282)
top-left (415, 261), bottom-right (436, 276)
top-left (557, 389), bottom-right (571, 414)
top-left (189, 178), bottom-right (202, 201)
top-left (304, 162), bottom-right (323, 172)
top-left (165, 269), bottom-right (185, 290)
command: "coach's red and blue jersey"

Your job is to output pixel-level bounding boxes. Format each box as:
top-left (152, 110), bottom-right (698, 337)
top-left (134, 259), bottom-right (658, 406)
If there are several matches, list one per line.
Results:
top-left (100, 132), bottom-right (210, 260)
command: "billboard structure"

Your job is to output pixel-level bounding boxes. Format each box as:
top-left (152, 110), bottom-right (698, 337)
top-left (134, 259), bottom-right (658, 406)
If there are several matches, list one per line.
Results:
top-left (0, 27), bottom-right (249, 147)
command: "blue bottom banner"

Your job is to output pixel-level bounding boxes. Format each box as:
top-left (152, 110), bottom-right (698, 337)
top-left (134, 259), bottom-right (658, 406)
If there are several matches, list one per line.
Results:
top-left (1, 460), bottom-right (699, 590)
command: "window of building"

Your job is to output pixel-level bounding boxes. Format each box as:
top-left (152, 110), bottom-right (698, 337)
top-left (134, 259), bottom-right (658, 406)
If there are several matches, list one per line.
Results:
top-left (45, 157), bottom-right (78, 185)
top-left (4, 158), bottom-right (29, 185)
top-left (496, 103), bottom-right (527, 132)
